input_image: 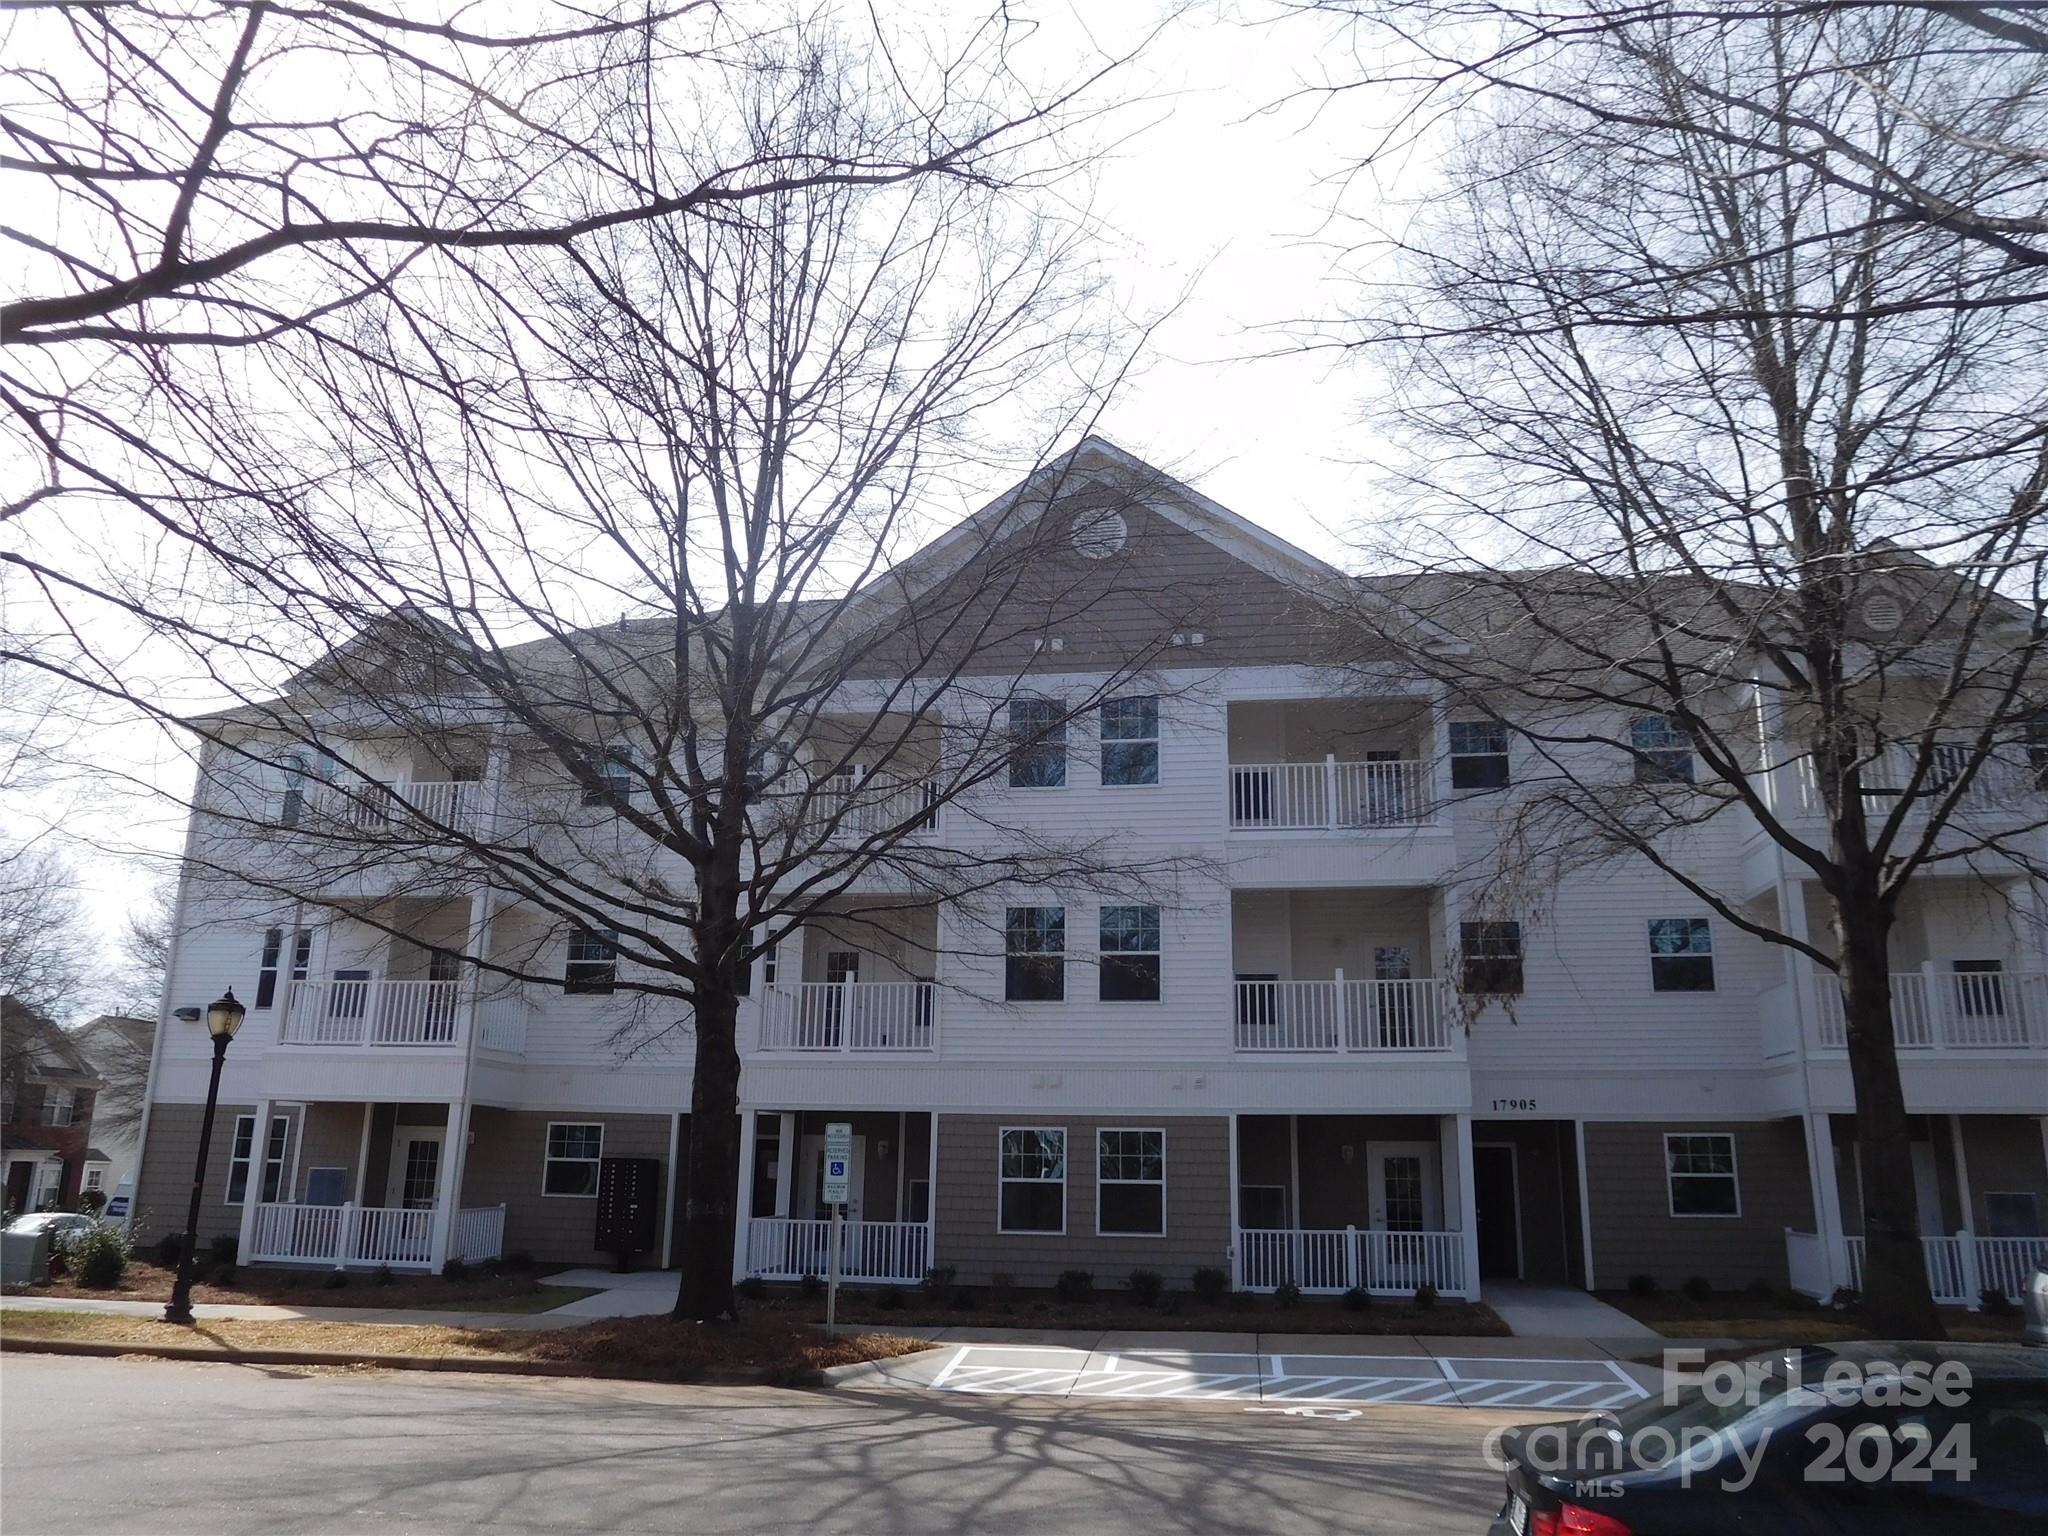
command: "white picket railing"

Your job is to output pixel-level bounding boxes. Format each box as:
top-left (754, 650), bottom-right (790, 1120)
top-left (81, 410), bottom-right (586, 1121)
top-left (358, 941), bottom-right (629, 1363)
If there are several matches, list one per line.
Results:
top-left (1790, 750), bottom-right (2036, 818)
top-left (312, 778), bottom-right (483, 835)
top-left (248, 1201), bottom-right (445, 1269)
top-left (756, 982), bottom-right (937, 1051)
top-left (1228, 757), bottom-right (1432, 830)
top-left (1233, 976), bottom-right (1454, 1053)
top-left (477, 996), bottom-right (530, 1055)
top-left (1236, 1226), bottom-right (1470, 1298)
top-left (453, 1204), bottom-right (508, 1265)
top-left (815, 779), bottom-right (942, 838)
top-left (1810, 966), bottom-right (2046, 1050)
top-left (1791, 1229), bottom-right (2048, 1306)
top-left (744, 1217), bottom-right (931, 1283)
top-left (280, 979), bottom-right (465, 1046)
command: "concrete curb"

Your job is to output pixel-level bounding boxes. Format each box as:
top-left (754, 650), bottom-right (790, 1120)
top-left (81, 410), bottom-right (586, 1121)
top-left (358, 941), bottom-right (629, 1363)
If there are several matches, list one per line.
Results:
top-left (817, 1347), bottom-right (943, 1388)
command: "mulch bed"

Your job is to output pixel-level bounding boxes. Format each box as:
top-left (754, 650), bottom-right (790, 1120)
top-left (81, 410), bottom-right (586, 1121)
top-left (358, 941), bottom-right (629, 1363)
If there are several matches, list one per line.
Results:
top-left (4, 1259), bottom-right (575, 1313)
top-left (1599, 1290), bottom-right (2026, 1343)
top-left (757, 1286), bottom-right (1511, 1336)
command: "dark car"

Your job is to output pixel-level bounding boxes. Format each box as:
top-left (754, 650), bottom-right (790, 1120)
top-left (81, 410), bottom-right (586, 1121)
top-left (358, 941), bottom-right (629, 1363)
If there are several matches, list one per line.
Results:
top-left (1486, 1342), bottom-right (2048, 1534)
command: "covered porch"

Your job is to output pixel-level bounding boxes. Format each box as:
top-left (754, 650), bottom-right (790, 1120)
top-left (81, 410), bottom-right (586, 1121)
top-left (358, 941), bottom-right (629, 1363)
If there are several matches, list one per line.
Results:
top-left (734, 1108), bottom-right (935, 1284)
top-left (1232, 1113), bottom-right (1478, 1298)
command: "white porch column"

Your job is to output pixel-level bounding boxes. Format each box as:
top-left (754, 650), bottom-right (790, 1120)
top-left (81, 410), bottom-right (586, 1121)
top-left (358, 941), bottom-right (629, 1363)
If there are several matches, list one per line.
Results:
top-left (774, 1112), bottom-right (796, 1216)
top-left (428, 1098), bottom-right (471, 1272)
top-left (1948, 1114), bottom-right (1975, 1234)
top-left (1450, 1112), bottom-right (1479, 1300)
top-left (1805, 1112), bottom-right (1848, 1294)
top-left (236, 1098), bottom-right (274, 1263)
top-left (352, 1103), bottom-right (374, 1204)
top-left (660, 1112), bottom-right (681, 1269)
top-left (731, 1108), bottom-right (759, 1282)
top-left (1227, 1113), bottom-right (1243, 1290)
top-left (925, 1111), bottom-right (941, 1269)
top-left (1426, 688), bottom-right (1454, 825)
top-left (1573, 1120), bottom-right (1596, 1291)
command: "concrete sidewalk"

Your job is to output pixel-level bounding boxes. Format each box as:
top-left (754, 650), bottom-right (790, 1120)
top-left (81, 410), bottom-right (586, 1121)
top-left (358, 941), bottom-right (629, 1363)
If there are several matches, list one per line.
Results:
top-left (1480, 1281), bottom-right (1661, 1341)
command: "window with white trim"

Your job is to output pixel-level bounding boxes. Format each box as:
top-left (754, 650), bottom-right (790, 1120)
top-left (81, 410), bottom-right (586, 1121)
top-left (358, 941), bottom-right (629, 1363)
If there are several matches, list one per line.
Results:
top-left (1098, 905), bottom-right (1161, 1001)
top-left (581, 747), bottom-right (635, 808)
top-left (226, 1114), bottom-right (290, 1205)
top-left (1448, 720), bottom-right (1510, 789)
top-left (543, 1122), bottom-right (603, 1196)
top-left (1648, 918), bottom-right (1715, 992)
top-left (1665, 1133), bottom-right (1739, 1217)
top-left (1007, 698), bottom-right (1067, 788)
top-left (997, 1127), bottom-right (1065, 1233)
top-left (1459, 920), bottom-right (1524, 995)
top-left (41, 1085), bottom-right (76, 1127)
top-left (1096, 1128), bottom-right (1165, 1236)
top-left (81, 1165), bottom-right (106, 1193)
top-left (564, 927), bottom-right (619, 995)
top-left (1099, 697), bottom-right (1159, 786)
top-left (1005, 906), bottom-right (1066, 1002)
top-left (1631, 714), bottom-right (1696, 783)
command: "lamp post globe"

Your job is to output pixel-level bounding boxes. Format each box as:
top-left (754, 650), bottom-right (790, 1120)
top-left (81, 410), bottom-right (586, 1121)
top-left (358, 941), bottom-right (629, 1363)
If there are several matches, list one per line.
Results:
top-left (164, 988), bottom-right (244, 1325)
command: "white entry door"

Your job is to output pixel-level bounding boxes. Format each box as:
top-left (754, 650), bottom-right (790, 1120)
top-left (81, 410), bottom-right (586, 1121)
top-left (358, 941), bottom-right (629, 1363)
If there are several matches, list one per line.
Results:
top-left (1368, 1142), bottom-right (1441, 1231)
top-left (797, 1134), bottom-right (866, 1222)
top-left (385, 1127), bottom-right (447, 1210)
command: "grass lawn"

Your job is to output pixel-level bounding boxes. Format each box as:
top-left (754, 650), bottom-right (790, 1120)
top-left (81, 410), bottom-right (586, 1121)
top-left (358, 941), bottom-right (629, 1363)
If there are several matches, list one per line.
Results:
top-left (0, 1306), bottom-right (931, 1385)
top-left (3, 1260), bottom-right (596, 1315)
top-left (1600, 1290), bottom-right (2027, 1344)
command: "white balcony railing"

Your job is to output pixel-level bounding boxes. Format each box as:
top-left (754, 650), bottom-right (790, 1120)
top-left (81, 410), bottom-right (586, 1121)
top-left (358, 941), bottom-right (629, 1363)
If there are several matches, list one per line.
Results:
top-left (311, 778), bottom-right (484, 835)
top-left (756, 981), bottom-right (937, 1052)
top-left (477, 995), bottom-right (530, 1055)
top-left (1232, 976), bottom-right (1455, 1053)
top-left (744, 1217), bottom-right (931, 1283)
top-left (1810, 965), bottom-right (2046, 1050)
top-left (815, 779), bottom-right (941, 839)
top-left (1786, 749), bottom-right (2040, 819)
top-left (1787, 1228), bottom-right (2047, 1306)
top-left (1228, 757), bottom-right (1433, 831)
top-left (1235, 1226), bottom-right (1471, 1298)
top-left (280, 979), bottom-right (464, 1046)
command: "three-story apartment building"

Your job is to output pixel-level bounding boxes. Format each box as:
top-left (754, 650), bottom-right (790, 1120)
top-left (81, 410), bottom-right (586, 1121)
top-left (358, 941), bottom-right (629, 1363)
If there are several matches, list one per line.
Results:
top-left (130, 441), bottom-right (2048, 1305)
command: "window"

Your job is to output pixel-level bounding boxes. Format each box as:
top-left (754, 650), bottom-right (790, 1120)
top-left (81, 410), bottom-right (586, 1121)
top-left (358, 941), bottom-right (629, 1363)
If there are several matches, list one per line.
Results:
top-left (280, 752), bottom-right (308, 827)
top-left (2027, 713), bottom-right (2048, 792)
top-left (1448, 720), bottom-right (1510, 790)
top-left (1648, 918), bottom-right (1715, 992)
top-left (1097, 1128), bottom-right (1165, 1236)
top-left (41, 1086), bottom-right (76, 1127)
top-left (1099, 697), bottom-right (1159, 786)
top-left (81, 1165), bottom-right (105, 1193)
top-left (255, 927), bottom-right (312, 1010)
top-left (1005, 906), bottom-right (1066, 1001)
top-left (1239, 1184), bottom-right (1288, 1229)
top-left (563, 927), bottom-right (618, 995)
top-left (762, 941), bottom-right (779, 989)
top-left (226, 1114), bottom-right (290, 1205)
top-left (1665, 1133), bottom-right (1739, 1217)
top-left (1460, 921), bottom-right (1524, 995)
top-left (1, 1075), bottom-right (16, 1122)
top-left (543, 1122), bottom-right (603, 1196)
top-left (581, 748), bottom-right (634, 808)
top-left (1098, 905), bottom-right (1161, 1002)
top-left (1007, 698), bottom-right (1067, 788)
top-left (1631, 714), bottom-right (1695, 783)
top-left (997, 1127), bottom-right (1065, 1233)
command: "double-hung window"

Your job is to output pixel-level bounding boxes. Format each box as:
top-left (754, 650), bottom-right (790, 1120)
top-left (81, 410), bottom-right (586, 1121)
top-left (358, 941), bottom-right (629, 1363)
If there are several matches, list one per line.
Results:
top-left (254, 928), bottom-right (312, 1010)
top-left (1098, 905), bottom-right (1161, 1001)
top-left (543, 1122), bottom-right (603, 1196)
top-left (582, 748), bottom-right (635, 808)
top-left (1096, 1128), bottom-right (1165, 1236)
top-left (564, 927), bottom-right (619, 995)
top-left (1648, 918), bottom-right (1715, 992)
top-left (1630, 714), bottom-right (1696, 784)
top-left (41, 1086), bottom-right (76, 1127)
top-left (1459, 920), bottom-right (1524, 995)
top-left (226, 1113), bottom-right (290, 1204)
top-left (1448, 720), bottom-right (1511, 789)
top-left (1099, 697), bottom-right (1159, 786)
top-left (2028, 713), bottom-right (2048, 792)
top-left (1008, 699), bottom-right (1067, 788)
top-left (1665, 1133), bottom-right (1739, 1216)
top-left (1005, 906), bottom-right (1066, 1001)
top-left (998, 1127), bottom-right (1065, 1233)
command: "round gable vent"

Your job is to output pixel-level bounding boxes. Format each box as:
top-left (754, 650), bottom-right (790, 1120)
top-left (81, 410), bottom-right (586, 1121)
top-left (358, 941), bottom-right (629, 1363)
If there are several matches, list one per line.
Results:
top-left (1862, 593), bottom-right (1904, 633)
top-left (1070, 508), bottom-right (1128, 560)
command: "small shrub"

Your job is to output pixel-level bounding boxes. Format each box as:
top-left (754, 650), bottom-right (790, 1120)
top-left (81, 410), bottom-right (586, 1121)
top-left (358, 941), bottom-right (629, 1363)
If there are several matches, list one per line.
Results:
top-left (210, 1264), bottom-right (235, 1288)
top-left (441, 1257), bottom-right (472, 1283)
top-left (1226, 1290), bottom-right (1256, 1313)
top-left (322, 1270), bottom-right (350, 1290)
top-left (273, 1269), bottom-right (303, 1291)
top-left (1191, 1266), bottom-right (1230, 1306)
top-left (922, 1264), bottom-right (957, 1294)
top-left (1341, 1285), bottom-right (1371, 1312)
top-left (210, 1233), bottom-right (240, 1267)
top-left (155, 1233), bottom-right (185, 1270)
top-left (880, 1285), bottom-right (906, 1311)
top-left (1979, 1287), bottom-right (2019, 1318)
top-left (1158, 1291), bottom-right (1185, 1317)
top-left (502, 1249), bottom-right (535, 1273)
top-left (1743, 1276), bottom-right (1775, 1302)
top-left (1054, 1269), bottom-right (1095, 1305)
top-left (1779, 1287), bottom-right (1820, 1312)
top-left (1827, 1285), bottom-right (1861, 1312)
top-left (736, 1275), bottom-right (767, 1301)
top-left (1273, 1281), bottom-right (1303, 1310)
top-left (990, 1270), bottom-right (1016, 1303)
top-left (1682, 1275), bottom-right (1714, 1303)
top-left (948, 1287), bottom-right (975, 1311)
top-left (1413, 1283), bottom-right (1439, 1312)
top-left (70, 1223), bottom-right (129, 1289)
top-left (799, 1272), bottom-right (824, 1298)
top-left (1626, 1273), bottom-right (1659, 1299)
top-left (373, 1265), bottom-right (396, 1288)
top-left (77, 1188), bottom-right (107, 1216)
top-left (1126, 1268), bottom-right (1165, 1308)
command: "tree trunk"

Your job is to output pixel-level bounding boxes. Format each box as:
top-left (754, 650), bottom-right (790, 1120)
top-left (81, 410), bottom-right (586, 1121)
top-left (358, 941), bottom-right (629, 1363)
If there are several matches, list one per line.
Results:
top-left (674, 985), bottom-right (741, 1322)
top-left (1834, 904), bottom-right (1945, 1339)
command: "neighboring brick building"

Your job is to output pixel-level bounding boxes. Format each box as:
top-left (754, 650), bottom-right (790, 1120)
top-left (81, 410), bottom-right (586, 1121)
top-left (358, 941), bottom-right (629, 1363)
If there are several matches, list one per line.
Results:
top-left (2, 996), bottom-right (106, 1215)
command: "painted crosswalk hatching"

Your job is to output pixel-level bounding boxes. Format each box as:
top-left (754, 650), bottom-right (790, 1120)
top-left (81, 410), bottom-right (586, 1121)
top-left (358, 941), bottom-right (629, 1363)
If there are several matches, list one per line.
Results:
top-left (924, 1345), bottom-right (1651, 1410)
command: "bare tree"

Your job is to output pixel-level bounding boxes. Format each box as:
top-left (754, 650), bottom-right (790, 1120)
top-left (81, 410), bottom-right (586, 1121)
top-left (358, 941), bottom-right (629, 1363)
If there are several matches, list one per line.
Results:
top-left (131, 31), bottom-right (1203, 1321)
top-left (0, 839), bottom-right (97, 1021)
top-left (1309, 8), bottom-right (2047, 1335)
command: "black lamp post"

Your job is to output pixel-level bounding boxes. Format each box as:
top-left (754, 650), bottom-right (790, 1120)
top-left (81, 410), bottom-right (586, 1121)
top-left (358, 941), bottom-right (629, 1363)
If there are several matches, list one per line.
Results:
top-left (163, 988), bottom-right (246, 1325)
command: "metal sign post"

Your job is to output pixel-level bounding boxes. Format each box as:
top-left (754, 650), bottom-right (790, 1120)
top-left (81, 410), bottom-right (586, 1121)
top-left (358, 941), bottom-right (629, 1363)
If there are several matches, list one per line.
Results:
top-left (823, 1122), bottom-right (852, 1336)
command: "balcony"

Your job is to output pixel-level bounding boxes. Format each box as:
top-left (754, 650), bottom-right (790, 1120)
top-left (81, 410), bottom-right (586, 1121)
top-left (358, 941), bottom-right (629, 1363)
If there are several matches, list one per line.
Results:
top-left (1786, 1228), bottom-right (2046, 1306)
top-left (1227, 758), bottom-right (1433, 832)
top-left (248, 1201), bottom-right (506, 1270)
top-left (310, 777), bottom-right (485, 836)
top-left (1809, 965), bottom-right (2047, 1051)
top-left (277, 979), bottom-right (529, 1053)
top-left (1236, 1226), bottom-right (1471, 1297)
top-left (812, 778), bottom-right (941, 840)
top-left (1232, 977), bottom-right (1456, 1054)
top-left (756, 981), bottom-right (937, 1052)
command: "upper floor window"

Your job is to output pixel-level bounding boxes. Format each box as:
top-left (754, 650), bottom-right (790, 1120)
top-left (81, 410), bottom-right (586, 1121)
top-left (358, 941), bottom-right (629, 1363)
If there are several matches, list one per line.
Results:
top-left (41, 1085), bottom-right (76, 1127)
top-left (253, 927), bottom-right (312, 1010)
top-left (582, 748), bottom-right (635, 808)
top-left (1448, 720), bottom-right (1510, 790)
top-left (1008, 699), bottom-right (1067, 788)
top-left (1630, 715), bottom-right (1695, 784)
top-left (1460, 920), bottom-right (1524, 995)
top-left (1098, 905), bottom-right (1161, 1001)
top-left (2027, 712), bottom-right (2048, 791)
top-left (1099, 697), bottom-right (1159, 786)
top-left (0, 1075), bottom-right (16, 1123)
top-left (280, 752), bottom-right (309, 826)
top-left (1648, 918), bottom-right (1715, 991)
top-left (1005, 906), bottom-right (1066, 1001)
top-left (1665, 1133), bottom-right (1739, 1217)
top-left (564, 927), bottom-right (619, 995)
